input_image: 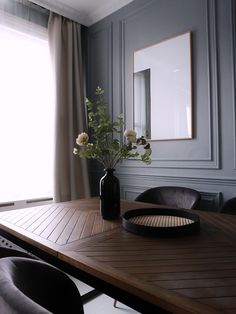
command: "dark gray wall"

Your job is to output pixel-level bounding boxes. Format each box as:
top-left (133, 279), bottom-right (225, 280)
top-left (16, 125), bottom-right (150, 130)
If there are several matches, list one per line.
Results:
top-left (87, 0), bottom-right (236, 211)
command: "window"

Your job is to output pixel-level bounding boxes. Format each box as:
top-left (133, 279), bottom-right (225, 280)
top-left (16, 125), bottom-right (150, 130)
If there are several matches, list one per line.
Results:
top-left (0, 14), bottom-right (54, 208)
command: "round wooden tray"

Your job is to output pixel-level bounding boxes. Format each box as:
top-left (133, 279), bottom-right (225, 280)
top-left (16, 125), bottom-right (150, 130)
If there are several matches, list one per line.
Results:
top-left (122, 208), bottom-right (200, 237)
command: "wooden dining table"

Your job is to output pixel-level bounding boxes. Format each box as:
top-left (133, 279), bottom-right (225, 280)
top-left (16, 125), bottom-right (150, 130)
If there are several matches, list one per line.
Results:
top-left (0, 197), bottom-right (236, 314)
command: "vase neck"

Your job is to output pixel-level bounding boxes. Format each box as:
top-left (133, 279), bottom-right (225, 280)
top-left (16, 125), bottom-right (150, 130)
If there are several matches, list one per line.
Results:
top-left (105, 168), bottom-right (115, 175)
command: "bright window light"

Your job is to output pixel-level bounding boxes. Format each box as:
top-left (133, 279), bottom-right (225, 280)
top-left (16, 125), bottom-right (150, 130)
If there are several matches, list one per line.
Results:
top-left (0, 25), bottom-right (54, 203)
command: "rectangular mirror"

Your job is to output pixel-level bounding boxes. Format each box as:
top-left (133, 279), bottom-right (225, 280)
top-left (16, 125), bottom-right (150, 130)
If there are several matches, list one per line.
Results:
top-left (133, 32), bottom-right (192, 140)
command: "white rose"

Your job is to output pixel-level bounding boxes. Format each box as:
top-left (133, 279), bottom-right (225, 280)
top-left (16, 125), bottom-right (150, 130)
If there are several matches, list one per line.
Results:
top-left (76, 132), bottom-right (89, 146)
top-left (124, 129), bottom-right (137, 143)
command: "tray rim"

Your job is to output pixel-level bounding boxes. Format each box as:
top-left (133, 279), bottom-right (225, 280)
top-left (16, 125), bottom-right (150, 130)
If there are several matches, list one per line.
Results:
top-left (122, 207), bottom-right (200, 237)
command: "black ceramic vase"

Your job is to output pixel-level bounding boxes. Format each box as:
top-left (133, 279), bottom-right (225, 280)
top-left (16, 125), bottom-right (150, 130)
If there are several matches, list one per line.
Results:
top-left (100, 168), bottom-right (120, 220)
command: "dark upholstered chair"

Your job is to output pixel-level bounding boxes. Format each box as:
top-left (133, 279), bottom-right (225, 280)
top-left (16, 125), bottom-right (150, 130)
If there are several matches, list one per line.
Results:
top-left (220, 197), bottom-right (236, 214)
top-left (135, 186), bottom-right (201, 209)
top-left (0, 246), bottom-right (36, 259)
top-left (0, 253), bottom-right (84, 314)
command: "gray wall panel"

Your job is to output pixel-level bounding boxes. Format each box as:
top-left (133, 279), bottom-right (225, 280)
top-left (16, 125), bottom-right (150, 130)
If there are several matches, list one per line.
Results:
top-left (87, 0), bottom-right (236, 210)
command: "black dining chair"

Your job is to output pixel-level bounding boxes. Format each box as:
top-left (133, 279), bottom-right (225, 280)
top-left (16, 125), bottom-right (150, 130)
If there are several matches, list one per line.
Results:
top-left (0, 253), bottom-right (84, 314)
top-left (135, 186), bottom-right (201, 209)
top-left (220, 197), bottom-right (236, 214)
top-left (0, 246), bottom-right (36, 259)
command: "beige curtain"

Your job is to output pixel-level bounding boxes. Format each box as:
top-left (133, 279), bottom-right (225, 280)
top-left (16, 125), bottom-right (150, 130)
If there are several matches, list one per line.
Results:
top-left (48, 12), bottom-right (90, 202)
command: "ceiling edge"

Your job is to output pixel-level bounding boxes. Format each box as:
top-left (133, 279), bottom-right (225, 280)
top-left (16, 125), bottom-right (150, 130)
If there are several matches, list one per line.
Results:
top-left (31, 0), bottom-right (134, 26)
top-left (85, 0), bottom-right (134, 26)
top-left (31, 0), bottom-right (90, 25)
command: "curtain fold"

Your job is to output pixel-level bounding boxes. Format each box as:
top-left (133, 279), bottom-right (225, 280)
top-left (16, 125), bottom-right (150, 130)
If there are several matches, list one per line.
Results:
top-left (48, 12), bottom-right (90, 202)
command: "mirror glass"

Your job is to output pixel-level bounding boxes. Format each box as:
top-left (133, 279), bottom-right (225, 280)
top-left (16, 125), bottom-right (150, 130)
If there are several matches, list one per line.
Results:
top-left (133, 32), bottom-right (192, 140)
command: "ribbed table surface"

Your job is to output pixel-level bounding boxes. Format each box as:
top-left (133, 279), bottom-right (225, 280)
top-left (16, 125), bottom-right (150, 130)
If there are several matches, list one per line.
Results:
top-left (0, 198), bottom-right (236, 314)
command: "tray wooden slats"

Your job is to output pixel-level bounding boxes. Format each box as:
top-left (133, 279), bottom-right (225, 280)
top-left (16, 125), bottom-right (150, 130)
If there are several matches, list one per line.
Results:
top-left (129, 215), bottom-right (194, 227)
top-left (122, 208), bottom-right (200, 237)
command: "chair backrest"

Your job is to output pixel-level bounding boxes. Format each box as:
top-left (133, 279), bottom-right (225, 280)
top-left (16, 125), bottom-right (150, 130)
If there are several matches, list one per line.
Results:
top-left (135, 186), bottom-right (201, 209)
top-left (220, 197), bottom-right (236, 214)
top-left (0, 256), bottom-right (84, 314)
top-left (0, 247), bottom-right (36, 259)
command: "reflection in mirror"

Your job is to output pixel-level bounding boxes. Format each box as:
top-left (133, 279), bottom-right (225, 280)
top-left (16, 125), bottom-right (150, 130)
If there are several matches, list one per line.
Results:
top-left (134, 68), bottom-right (151, 138)
top-left (133, 32), bottom-right (192, 141)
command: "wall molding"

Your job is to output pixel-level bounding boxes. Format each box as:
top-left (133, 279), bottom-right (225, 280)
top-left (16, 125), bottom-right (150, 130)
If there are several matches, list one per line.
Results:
top-left (119, 19), bottom-right (126, 127)
top-left (119, 0), bottom-right (220, 169)
top-left (231, 0), bottom-right (236, 170)
top-left (118, 172), bottom-right (236, 187)
top-left (205, 0), bottom-right (220, 168)
top-left (199, 191), bottom-right (222, 211)
top-left (88, 22), bottom-right (113, 109)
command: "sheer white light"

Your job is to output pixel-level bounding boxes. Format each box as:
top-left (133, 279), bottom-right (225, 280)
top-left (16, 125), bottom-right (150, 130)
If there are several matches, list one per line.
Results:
top-left (0, 25), bottom-right (54, 203)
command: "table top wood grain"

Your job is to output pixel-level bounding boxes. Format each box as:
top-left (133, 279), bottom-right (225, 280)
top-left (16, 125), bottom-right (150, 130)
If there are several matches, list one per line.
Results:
top-left (0, 198), bottom-right (236, 313)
